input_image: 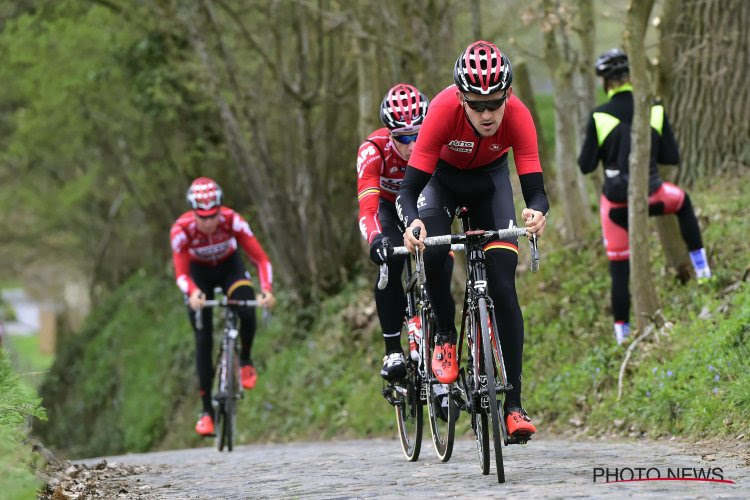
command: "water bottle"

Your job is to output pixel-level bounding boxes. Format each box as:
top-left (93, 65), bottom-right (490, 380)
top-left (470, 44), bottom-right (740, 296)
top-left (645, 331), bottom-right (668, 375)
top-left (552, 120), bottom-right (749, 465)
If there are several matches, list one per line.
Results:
top-left (407, 315), bottom-right (422, 361)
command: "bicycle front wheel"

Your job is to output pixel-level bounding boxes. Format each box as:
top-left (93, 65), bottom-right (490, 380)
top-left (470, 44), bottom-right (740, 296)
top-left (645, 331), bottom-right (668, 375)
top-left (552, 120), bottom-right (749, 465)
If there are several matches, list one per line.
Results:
top-left (478, 298), bottom-right (505, 483)
top-left (215, 337), bottom-right (238, 452)
top-left (395, 358), bottom-right (423, 461)
top-left (465, 309), bottom-right (490, 475)
top-left (424, 311), bottom-right (456, 462)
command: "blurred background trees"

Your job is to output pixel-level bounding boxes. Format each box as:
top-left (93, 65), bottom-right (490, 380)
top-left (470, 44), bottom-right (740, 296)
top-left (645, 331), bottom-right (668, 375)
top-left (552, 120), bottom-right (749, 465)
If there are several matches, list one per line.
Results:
top-left (0, 0), bottom-right (746, 316)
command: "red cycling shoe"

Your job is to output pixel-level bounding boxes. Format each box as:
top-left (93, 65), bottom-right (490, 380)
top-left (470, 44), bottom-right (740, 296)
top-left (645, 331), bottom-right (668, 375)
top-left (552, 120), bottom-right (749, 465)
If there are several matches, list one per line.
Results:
top-left (432, 342), bottom-right (458, 383)
top-left (195, 412), bottom-right (215, 436)
top-left (505, 407), bottom-right (537, 437)
top-left (241, 364), bottom-right (257, 390)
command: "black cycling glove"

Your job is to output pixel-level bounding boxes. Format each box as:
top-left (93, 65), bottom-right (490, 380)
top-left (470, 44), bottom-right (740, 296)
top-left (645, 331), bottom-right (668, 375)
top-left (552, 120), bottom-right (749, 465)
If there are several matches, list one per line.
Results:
top-left (369, 235), bottom-right (393, 265)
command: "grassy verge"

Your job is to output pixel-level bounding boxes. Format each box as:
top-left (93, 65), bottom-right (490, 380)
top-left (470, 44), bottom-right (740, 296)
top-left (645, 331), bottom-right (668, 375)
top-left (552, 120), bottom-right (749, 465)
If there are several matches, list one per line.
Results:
top-left (520, 174), bottom-right (750, 438)
top-left (38, 173), bottom-right (748, 458)
top-left (0, 349), bottom-right (46, 499)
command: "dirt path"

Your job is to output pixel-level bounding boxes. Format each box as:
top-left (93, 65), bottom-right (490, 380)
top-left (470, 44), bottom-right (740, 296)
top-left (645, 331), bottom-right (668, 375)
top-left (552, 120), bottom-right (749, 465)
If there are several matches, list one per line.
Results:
top-left (75, 434), bottom-right (749, 498)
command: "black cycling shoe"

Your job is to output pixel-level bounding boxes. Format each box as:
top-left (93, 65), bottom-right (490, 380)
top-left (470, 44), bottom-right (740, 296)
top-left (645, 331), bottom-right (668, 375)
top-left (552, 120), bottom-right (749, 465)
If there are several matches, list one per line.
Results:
top-left (380, 352), bottom-right (407, 381)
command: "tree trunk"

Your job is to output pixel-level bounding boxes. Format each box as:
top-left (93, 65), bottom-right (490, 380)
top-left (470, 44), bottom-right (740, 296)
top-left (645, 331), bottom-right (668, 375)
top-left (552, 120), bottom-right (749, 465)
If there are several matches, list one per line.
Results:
top-left (542, 0), bottom-right (590, 242)
top-left (573, 0), bottom-right (602, 201)
top-left (660, 0), bottom-right (750, 184)
top-left (624, 0), bottom-right (658, 332)
top-left (513, 59), bottom-right (553, 195)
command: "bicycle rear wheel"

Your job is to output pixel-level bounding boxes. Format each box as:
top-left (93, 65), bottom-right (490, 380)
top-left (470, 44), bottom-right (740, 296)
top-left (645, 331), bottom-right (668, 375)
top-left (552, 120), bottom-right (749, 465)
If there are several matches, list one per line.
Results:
top-left (394, 358), bottom-right (423, 461)
top-left (424, 312), bottom-right (455, 462)
top-left (478, 298), bottom-right (505, 483)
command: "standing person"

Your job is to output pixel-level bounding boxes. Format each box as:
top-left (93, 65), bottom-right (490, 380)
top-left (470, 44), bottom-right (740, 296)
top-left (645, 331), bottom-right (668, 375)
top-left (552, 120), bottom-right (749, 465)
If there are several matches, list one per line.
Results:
top-left (578, 49), bottom-right (712, 345)
top-left (397, 41), bottom-right (549, 438)
top-left (357, 83), bottom-right (432, 381)
top-left (170, 177), bottom-right (276, 436)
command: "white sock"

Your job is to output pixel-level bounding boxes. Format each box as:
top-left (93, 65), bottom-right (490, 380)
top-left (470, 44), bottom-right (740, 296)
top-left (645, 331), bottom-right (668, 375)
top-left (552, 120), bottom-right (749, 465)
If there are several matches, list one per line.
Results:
top-left (614, 322), bottom-right (630, 345)
top-left (689, 248), bottom-right (712, 279)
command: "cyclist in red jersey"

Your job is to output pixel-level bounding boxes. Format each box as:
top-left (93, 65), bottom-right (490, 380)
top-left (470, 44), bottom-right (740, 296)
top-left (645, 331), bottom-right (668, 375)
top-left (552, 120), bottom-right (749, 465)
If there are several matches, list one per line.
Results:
top-left (358, 83), bottom-right (437, 380)
top-left (170, 177), bottom-right (275, 436)
top-left (397, 41), bottom-right (549, 438)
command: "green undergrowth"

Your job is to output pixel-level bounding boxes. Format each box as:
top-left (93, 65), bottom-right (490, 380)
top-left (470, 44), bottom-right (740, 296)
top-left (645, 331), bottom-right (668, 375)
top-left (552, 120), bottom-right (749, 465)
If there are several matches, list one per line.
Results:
top-left (520, 174), bottom-right (750, 439)
top-left (0, 350), bottom-right (46, 499)
top-left (37, 175), bottom-right (749, 458)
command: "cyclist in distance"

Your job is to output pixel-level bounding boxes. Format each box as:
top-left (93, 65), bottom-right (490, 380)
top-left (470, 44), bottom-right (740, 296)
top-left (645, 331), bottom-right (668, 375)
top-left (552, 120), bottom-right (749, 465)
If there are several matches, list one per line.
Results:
top-left (358, 83), bottom-right (441, 381)
top-left (397, 41), bottom-right (549, 438)
top-left (578, 49), bottom-right (712, 345)
top-left (170, 177), bottom-right (276, 436)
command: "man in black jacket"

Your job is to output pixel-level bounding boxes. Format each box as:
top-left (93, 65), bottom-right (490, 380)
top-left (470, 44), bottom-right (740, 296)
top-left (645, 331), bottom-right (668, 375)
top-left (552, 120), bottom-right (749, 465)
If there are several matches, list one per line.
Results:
top-left (578, 49), bottom-right (712, 344)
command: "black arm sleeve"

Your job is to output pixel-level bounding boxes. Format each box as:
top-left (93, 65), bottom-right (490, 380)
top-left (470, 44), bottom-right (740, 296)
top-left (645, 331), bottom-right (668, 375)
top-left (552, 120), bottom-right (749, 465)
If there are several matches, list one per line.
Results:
top-left (657, 113), bottom-right (680, 165)
top-left (395, 166), bottom-right (432, 227)
top-left (577, 116), bottom-right (600, 174)
top-left (519, 172), bottom-right (550, 214)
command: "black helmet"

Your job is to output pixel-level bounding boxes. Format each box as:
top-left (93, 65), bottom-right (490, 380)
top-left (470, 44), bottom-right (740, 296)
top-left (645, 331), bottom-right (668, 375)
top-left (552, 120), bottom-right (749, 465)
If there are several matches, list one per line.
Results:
top-left (595, 49), bottom-right (629, 79)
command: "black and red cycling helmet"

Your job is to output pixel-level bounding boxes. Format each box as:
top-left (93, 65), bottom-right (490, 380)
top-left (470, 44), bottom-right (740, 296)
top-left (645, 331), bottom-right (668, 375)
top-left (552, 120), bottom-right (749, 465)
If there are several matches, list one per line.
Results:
top-left (379, 83), bottom-right (429, 131)
top-left (453, 40), bottom-right (513, 95)
top-left (186, 177), bottom-right (223, 217)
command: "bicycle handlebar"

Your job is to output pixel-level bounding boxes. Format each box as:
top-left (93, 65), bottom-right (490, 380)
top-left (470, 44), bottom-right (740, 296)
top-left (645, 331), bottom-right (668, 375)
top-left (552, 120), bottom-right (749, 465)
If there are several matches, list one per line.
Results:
top-left (193, 298), bottom-right (260, 330)
top-left (377, 226), bottom-right (540, 290)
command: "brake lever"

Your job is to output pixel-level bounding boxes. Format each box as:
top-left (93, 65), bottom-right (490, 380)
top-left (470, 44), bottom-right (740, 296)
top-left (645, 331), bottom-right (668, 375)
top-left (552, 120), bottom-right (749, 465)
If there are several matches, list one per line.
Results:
top-left (529, 233), bottom-right (539, 272)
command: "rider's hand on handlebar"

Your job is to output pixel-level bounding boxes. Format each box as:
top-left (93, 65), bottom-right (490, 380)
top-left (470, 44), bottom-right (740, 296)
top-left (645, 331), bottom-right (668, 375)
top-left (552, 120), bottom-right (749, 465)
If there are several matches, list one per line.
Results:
top-left (258, 289), bottom-right (276, 309)
top-left (188, 289), bottom-right (206, 311)
top-left (369, 235), bottom-right (394, 265)
top-left (404, 219), bottom-right (426, 253)
top-left (522, 208), bottom-right (547, 236)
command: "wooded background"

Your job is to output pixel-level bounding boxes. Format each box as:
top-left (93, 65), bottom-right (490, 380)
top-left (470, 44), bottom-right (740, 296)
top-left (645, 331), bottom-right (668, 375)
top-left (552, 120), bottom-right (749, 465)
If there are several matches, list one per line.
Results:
top-left (0, 0), bottom-right (747, 326)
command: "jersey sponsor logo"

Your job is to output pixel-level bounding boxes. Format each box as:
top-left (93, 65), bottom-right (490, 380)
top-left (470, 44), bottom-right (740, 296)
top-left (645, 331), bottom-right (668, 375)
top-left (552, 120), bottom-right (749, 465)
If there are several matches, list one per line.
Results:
top-left (359, 216), bottom-right (368, 239)
top-left (447, 140), bottom-right (474, 153)
top-left (417, 193), bottom-right (426, 209)
top-left (381, 178), bottom-right (403, 194)
top-left (357, 145), bottom-right (378, 178)
top-left (171, 232), bottom-right (187, 252)
top-left (489, 143), bottom-right (502, 151)
top-left (605, 168), bottom-right (620, 178)
top-left (191, 240), bottom-right (234, 259)
top-left (389, 166), bottom-right (401, 174)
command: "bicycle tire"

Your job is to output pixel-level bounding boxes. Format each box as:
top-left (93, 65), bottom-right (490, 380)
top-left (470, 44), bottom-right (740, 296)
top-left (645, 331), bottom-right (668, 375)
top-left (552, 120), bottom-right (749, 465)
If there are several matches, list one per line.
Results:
top-left (214, 337), bottom-right (237, 452)
top-left (466, 310), bottom-right (490, 475)
top-left (478, 298), bottom-right (505, 483)
top-left (395, 357), bottom-right (423, 461)
top-left (424, 311), bottom-right (455, 462)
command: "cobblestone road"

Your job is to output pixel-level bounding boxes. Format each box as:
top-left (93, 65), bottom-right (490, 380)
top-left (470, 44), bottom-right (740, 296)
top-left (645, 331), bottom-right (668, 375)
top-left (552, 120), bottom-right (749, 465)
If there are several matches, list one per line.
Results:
top-left (82, 434), bottom-right (750, 498)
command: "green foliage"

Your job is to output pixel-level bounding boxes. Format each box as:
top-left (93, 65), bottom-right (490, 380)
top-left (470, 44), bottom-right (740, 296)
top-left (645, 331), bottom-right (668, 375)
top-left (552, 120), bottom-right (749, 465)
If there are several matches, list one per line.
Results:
top-left (0, 350), bottom-right (45, 498)
top-left (36, 271), bottom-right (196, 457)
top-left (520, 175), bottom-right (750, 437)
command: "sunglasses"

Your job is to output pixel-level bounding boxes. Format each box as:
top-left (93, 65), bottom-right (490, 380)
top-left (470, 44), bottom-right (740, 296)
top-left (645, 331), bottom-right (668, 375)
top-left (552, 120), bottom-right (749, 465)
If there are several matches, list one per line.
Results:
top-left (462, 93), bottom-right (508, 112)
top-left (392, 133), bottom-right (419, 144)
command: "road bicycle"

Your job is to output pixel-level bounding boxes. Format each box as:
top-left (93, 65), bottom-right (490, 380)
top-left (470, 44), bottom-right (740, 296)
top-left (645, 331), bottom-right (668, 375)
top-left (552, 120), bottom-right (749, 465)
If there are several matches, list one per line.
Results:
top-left (390, 209), bottom-right (539, 483)
top-left (379, 233), bottom-right (465, 462)
top-left (196, 296), bottom-right (258, 452)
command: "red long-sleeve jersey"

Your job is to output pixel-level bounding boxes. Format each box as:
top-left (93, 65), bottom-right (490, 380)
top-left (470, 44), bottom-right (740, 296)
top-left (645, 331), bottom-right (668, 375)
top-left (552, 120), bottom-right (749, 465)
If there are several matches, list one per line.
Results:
top-left (356, 128), bottom-right (409, 244)
top-left (170, 207), bottom-right (272, 295)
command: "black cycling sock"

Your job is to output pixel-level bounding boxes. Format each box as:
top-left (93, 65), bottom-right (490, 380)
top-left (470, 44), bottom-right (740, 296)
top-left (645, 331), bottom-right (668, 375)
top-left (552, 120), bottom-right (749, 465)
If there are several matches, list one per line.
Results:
top-left (384, 334), bottom-right (402, 354)
top-left (503, 395), bottom-right (522, 412)
top-left (201, 392), bottom-right (213, 414)
top-left (675, 194), bottom-right (704, 251)
top-left (609, 260), bottom-right (630, 323)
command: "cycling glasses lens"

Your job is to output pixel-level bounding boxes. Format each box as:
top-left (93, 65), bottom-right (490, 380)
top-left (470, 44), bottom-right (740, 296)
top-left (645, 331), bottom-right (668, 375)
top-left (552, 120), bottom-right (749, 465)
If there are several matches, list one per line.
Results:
top-left (463, 94), bottom-right (507, 112)
top-left (393, 133), bottom-right (419, 144)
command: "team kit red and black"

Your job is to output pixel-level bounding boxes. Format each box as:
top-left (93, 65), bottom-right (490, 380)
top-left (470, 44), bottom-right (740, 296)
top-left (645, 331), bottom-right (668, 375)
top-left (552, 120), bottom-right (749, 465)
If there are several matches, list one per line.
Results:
top-left (171, 177), bottom-right (273, 436)
top-left (393, 41), bottom-right (549, 438)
